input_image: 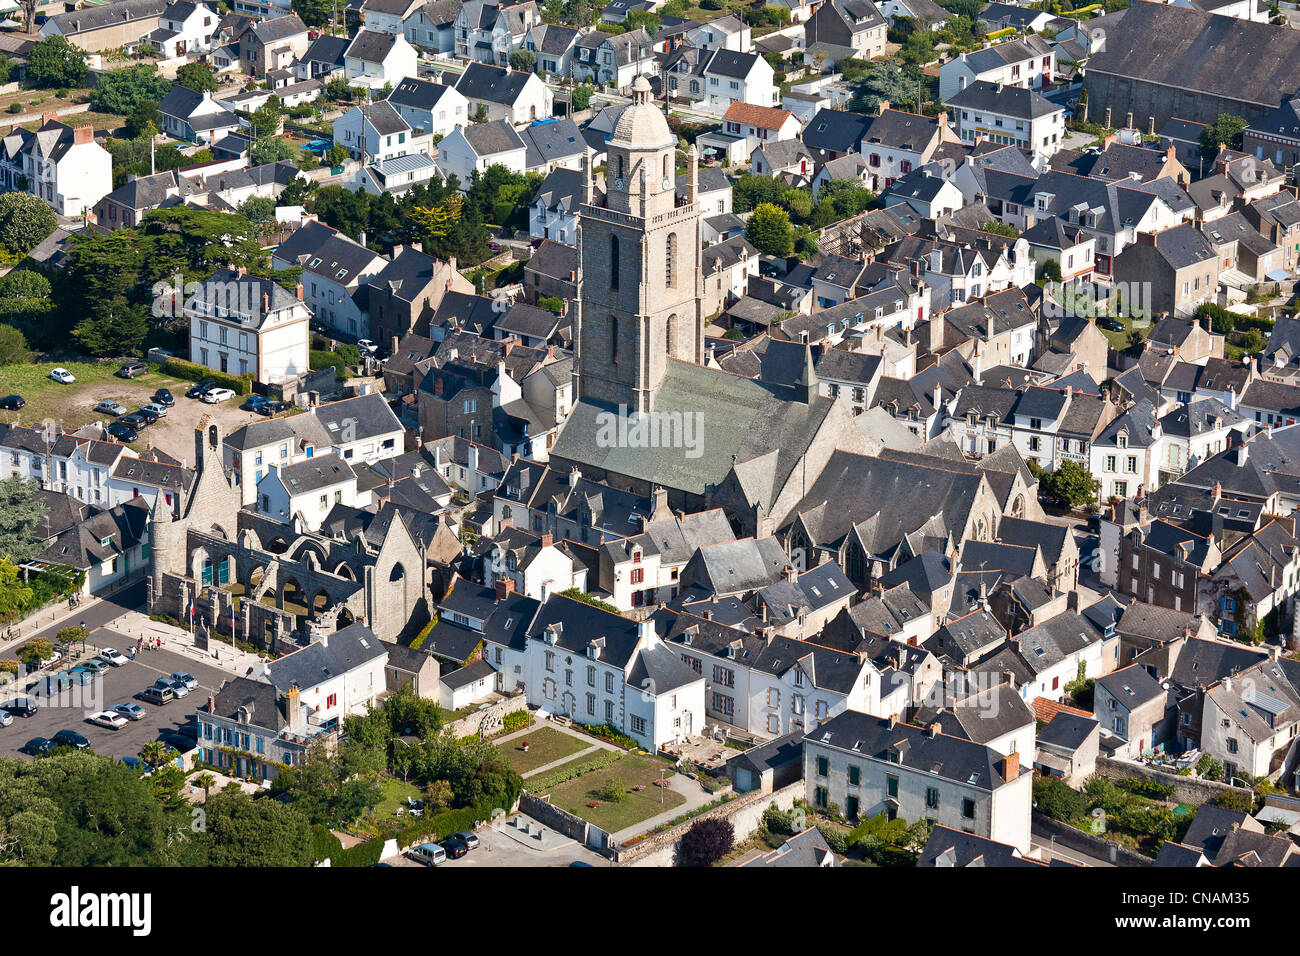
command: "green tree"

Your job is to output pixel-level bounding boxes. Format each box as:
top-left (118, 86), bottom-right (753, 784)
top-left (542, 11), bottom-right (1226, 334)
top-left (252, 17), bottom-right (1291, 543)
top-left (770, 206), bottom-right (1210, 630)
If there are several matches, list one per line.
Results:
top-left (0, 269), bottom-right (51, 300)
top-left (125, 98), bottom-right (162, 140)
top-left (89, 63), bottom-right (171, 115)
top-left (0, 325), bottom-right (32, 366)
top-left (291, 0), bottom-right (334, 27)
top-left (733, 173), bottom-right (787, 212)
top-left (0, 478), bottom-right (46, 562)
top-left (0, 555), bottom-right (35, 620)
top-left (251, 137), bottom-right (296, 165)
top-left (249, 96), bottom-right (285, 139)
top-left (623, 8), bottom-right (662, 36)
top-left (745, 202), bottom-right (795, 257)
top-left (73, 300), bottom-right (150, 357)
top-left (1043, 459), bottom-right (1100, 507)
top-left (1040, 257), bottom-right (1063, 282)
top-left (237, 196), bottom-right (276, 224)
top-left (1199, 113), bottom-right (1247, 162)
top-left (571, 83), bottom-right (594, 111)
top-left (509, 49), bottom-right (537, 73)
top-left (175, 62), bottom-right (219, 93)
top-left (0, 192), bottom-right (57, 255)
top-left (25, 36), bottom-right (88, 88)
top-left (195, 789), bottom-right (314, 866)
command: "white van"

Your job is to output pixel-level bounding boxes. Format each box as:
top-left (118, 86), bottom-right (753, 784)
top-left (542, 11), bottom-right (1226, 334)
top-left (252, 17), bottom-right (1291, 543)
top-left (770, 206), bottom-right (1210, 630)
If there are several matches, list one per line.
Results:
top-left (409, 843), bottom-right (446, 867)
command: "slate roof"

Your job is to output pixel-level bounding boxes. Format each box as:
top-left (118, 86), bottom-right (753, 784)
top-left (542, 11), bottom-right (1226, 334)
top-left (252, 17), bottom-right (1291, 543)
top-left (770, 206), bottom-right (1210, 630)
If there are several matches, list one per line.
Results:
top-left (267, 624), bottom-right (387, 692)
top-left (463, 119), bottom-right (527, 157)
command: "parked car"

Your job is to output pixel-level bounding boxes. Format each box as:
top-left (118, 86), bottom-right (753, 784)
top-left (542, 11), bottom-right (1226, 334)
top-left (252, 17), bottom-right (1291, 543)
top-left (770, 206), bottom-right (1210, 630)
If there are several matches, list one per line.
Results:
top-left (450, 831), bottom-right (479, 850)
top-left (170, 671), bottom-right (198, 690)
top-left (138, 685), bottom-right (173, 706)
top-left (117, 413), bottom-right (148, 431)
top-left (116, 362), bottom-right (147, 379)
top-left (439, 837), bottom-right (470, 859)
top-left (152, 388), bottom-right (175, 407)
top-left (154, 677), bottom-right (190, 699)
top-left (408, 843), bottom-right (446, 866)
top-left (186, 379), bottom-right (217, 399)
top-left (133, 407), bottom-right (159, 426)
top-left (52, 729), bottom-right (91, 750)
top-left (0, 395), bottom-right (24, 410)
top-left (78, 659), bottom-right (109, 677)
top-left (0, 710), bottom-right (12, 728)
top-left (105, 422), bottom-right (138, 443)
top-left (86, 711), bottom-right (129, 731)
top-left (1098, 317), bottom-right (1126, 333)
top-left (257, 400), bottom-right (291, 417)
top-left (97, 648), bottom-right (129, 667)
top-left (111, 703), bottom-right (146, 721)
top-left (95, 400), bottom-right (128, 417)
top-left (2, 697), bottom-right (37, 718)
top-left (357, 339), bottom-right (378, 355)
top-left (67, 667), bottom-right (98, 684)
top-left (241, 394), bottom-right (267, 412)
top-left (140, 402), bottom-right (168, 419)
top-left (49, 368), bottom-right (76, 384)
top-left (20, 737), bottom-right (54, 756)
top-left (202, 387), bottom-right (236, 404)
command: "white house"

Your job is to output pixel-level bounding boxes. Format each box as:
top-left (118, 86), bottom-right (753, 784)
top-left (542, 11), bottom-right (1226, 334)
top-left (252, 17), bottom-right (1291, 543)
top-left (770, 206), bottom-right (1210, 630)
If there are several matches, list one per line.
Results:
top-left (454, 61), bottom-right (553, 125)
top-left (158, 86), bottom-right (241, 144)
top-left (255, 453), bottom-right (361, 530)
top-left (145, 0), bottom-right (219, 58)
top-left (698, 101), bottom-right (801, 164)
top-left (0, 116), bottom-right (112, 217)
top-left (266, 624), bottom-right (389, 724)
top-left (939, 34), bottom-right (1056, 101)
top-left (186, 268), bottom-right (310, 384)
top-left (272, 218), bottom-right (389, 340)
top-left (529, 166), bottom-right (581, 245)
top-left (343, 29), bottom-right (419, 91)
top-left (386, 77), bottom-right (468, 139)
top-left (333, 100), bottom-right (428, 166)
top-left (439, 659), bottom-right (497, 710)
top-left (700, 49), bottom-right (778, 114)
top-left (946, 79), bottom-right (1066, 157)
top-left (437, 120), bottom-right (528, 189)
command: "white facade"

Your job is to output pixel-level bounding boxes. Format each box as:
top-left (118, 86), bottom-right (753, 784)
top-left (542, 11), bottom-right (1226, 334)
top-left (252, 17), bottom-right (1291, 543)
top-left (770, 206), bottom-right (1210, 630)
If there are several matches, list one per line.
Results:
top-left (255, 457), bottom-right (361, 530)
top-left (187, 275), bottom-right (310, 384)
top-left (437, 124), bottom-right (528, 188)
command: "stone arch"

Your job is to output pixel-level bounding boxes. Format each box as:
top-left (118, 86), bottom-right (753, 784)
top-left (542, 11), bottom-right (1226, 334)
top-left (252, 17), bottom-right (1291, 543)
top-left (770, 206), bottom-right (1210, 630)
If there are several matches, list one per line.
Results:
top-left (265, 536), bottom-right (289, 555)
top-left (310, 587), bottom-right (331, 620)
top-left (248, 566), bottom-right (271, 603)
top-left (332, 561), bottom-right (356, 581)
top-left (389, 561), bottom-right (409, 616)
top-left (337, 606), bottom-right (356, 628)
top-left (1011, 494), bottom-right (1025, 518)
top-left (279, 575), bottom-right (306, 614)
top-left (239, 528), bottom-right (261, 551)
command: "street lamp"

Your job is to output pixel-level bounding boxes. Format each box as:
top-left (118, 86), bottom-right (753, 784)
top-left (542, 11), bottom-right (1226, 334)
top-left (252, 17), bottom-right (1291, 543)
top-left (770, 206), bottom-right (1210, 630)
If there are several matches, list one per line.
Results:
top-left (79, 620), bottom-right (86, 654)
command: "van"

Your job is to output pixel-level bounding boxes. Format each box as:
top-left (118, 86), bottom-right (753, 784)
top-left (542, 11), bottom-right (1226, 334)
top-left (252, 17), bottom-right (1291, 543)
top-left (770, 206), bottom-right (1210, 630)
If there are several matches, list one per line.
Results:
top-left (409, 843), bottom-right (446, 867)
top-left (139, 685), bottom-right (174, 706)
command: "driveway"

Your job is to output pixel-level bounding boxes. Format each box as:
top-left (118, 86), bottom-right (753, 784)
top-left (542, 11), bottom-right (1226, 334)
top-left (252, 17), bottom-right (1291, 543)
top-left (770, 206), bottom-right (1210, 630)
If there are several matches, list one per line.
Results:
top-left (384, 820), bottom-right (612, 867)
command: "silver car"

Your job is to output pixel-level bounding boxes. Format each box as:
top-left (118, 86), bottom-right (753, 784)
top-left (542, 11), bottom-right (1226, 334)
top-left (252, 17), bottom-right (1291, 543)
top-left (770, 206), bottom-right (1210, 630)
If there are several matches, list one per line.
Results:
top-left (140, 402), bottom-right (168, 418)
top-left (95, 400), bottom-right (128, 417)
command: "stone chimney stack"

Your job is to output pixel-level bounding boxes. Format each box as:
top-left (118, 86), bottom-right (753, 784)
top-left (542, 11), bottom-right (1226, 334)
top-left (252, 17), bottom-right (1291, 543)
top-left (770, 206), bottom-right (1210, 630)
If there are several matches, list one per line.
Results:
top-left (1001, 751), bottom-right (1019, 780)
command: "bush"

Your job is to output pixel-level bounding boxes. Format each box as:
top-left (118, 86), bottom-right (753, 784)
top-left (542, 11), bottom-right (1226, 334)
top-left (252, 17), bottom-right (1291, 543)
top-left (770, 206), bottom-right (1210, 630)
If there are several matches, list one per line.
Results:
top-left (595, 778), bottom-right (625, 802)
top-left (1115, 777), bottom-right (1175, 801)
top-left (676, 817), bottom-right (733, 866)
top-left (310, 349), bottom-right (353, 380)
top-left (161, 357), bottom-right (251, 395)
top-left (527, 750), bottom-right (622, 790)
top-left (816, 823), bottom-right (850, 855)
top-left (1196, 753), bottom-right (1224, 781)
top-left (502, 710), bottom-right (532, 733)
top-left (7, 103), bottom-right (19, 114)
top-left (56, 626), bottom-right (87, 646)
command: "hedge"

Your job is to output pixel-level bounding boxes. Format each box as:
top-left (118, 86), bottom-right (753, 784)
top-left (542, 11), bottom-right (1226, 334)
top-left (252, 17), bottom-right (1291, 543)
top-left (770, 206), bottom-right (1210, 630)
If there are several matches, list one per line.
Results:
top-left (379, 801), bottom-right (494, 847)
top-left (162, 356), bottom-right (251, 395)
top-left (311, 825), bottom-right (385, 866)
top-left (310, 349), bottom-right (353, 380)
top-left (527, 749), bottom-right (623, 791)
top-left (502, 710), bottom-right (532, 733)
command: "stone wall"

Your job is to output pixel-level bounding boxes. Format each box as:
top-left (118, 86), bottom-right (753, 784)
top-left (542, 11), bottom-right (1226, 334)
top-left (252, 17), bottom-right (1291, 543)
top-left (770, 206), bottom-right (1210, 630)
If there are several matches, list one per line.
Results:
top-left (1031, 811), bottom-right (1152, 867)
top-left (519, 790), bottom-right (594, 844)
top-left (444, 693), bottom-right (528, 739)
top-left (613, 780), bottom-right (804, 867)
top-left (1094, 755), bottom-right (1255, 807)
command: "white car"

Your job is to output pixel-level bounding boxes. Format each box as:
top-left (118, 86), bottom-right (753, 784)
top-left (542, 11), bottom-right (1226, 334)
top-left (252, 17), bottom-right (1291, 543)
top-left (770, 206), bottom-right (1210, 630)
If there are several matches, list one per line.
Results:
top-left (170, 671), bottom-right (198, 690)
top-left (202, 387), bottom-right (236, 404)
top-left (357, 339), bottom-right (378, 355)
top-left (0, 711), bottom-right (12, 728)
top-left (49, 368), bottom-right (76, 384)
top-left (97, 648), bottom-right (129, 667)
top-left (86, 711), bottom-right (129, 731)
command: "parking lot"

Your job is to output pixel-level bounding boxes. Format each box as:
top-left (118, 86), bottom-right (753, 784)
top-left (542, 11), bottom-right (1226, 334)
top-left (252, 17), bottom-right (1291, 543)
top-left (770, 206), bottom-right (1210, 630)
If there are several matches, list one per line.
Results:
top-left (384, 822), bottom-right (611, 868)
top-left (0, 640), bottom-right (232, 763)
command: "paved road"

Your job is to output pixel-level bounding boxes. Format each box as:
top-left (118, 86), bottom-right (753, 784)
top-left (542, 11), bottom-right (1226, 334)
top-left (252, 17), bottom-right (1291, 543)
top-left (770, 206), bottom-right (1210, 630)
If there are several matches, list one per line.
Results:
top-left (0, 578), bottom-right (147, 659)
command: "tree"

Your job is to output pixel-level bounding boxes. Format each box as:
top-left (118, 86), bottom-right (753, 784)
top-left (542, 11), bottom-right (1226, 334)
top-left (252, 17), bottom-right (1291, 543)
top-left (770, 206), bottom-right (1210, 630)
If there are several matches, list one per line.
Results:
top-left (175, 62), bottom-right (219, 94)
top-left (249, 96), bottom-right (285, 139)
top-left (0, 477), bottom-right (46, 562)
top-left (508, 49), bottom-right (537, 73)
top-left (291, 0), bottom-right (334, 27)
top-left (733, 173), bottom-right (788, 212)
top-left (0, 556), bottom-right (35, 621)
top-left (676, 817), bottom-right (734, 866)
top-left (0, 269), bottom-right (51, 301)
top-left (196, 789), bottom-right (314, 867)
top-left (325, 144), bottom-right (349, 166)
top-left (17, 0), bottom-right (39, 33)
top-left (1043, 459), bottom-right (1100, 507)
top-left (623, 8), bottom-right (662, 36)
top-left (0, 192), bottom-right (57, 255)
top-left (980, 220), bottom-right (1019, 238)
top-left (237, 196), bottom-right (276, 224)
top-left (251, 137), bottom-right (297, 165)
top-left (194, 771), bottom-right (217, 801)
top-left (571, 83), bottom-right (594, 111)
top-left (73, 300), bottom-right (150, 357)
top-left (1040, 257), bottom-right (1062, 283)
top-left (1199, 113), bottom-right (1247, 162)
top-left (745, 202), bottom-right (794, 257)
top-left (89, 64), bottom-right (171, 115)
top-left (0, 325), bottom-right (31, 367)
top-left (25, 36), bottom-right (87, 88)
top-left (125, 98), bottom-right (162, 140)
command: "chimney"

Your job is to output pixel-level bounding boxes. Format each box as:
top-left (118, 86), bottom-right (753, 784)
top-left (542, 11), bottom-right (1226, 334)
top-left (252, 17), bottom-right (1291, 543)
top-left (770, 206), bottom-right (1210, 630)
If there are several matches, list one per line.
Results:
top-left (1067, 589), bottom-right (1080, 613)
top-left (1001, 751), bottom-right (1020, 780)
top-left (391, 335), bottom-right (399, 357)
top-left (295, 281), bottom-right (304, 301)
top-left (495, 577), bottom-right (515, 600)
top-left (41, 112), bottom-right (57, 127)
top-left (878, 99), bottom-right (890, 116)
top-left (1136, 230), bottom-right (1158, 247)
top-left (1213, 480), bottom-right (1222, 502)
top-left (73, 125), bottom-right (93, 145)
top-left (1239, 444), bottom-right (1249, 467)
top-left (262, 291), bottom-right (270, 313)
top-left (927, 722), bottom-right (941, 738)
top-left (285, 683), bottom-right (303, 732)
top-left (540, 531), bottom-right (554, 548)
top-left (784, 564), bottom-right (798, 583)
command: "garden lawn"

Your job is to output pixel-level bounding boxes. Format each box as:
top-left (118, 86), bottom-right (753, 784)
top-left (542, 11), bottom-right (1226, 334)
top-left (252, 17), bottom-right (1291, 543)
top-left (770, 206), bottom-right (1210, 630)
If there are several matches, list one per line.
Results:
top-left (375, 777), bottom-right (422, 818)
top-left (502, 726), bottom-right (590, 775)
top-left (540, 753), bottom-right (683, 834)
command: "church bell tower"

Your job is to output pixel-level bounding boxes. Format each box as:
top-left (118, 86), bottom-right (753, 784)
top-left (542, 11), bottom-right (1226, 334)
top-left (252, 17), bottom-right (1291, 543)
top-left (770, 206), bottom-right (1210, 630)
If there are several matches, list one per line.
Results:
top-left (575, 75), bottom-right (703, 414)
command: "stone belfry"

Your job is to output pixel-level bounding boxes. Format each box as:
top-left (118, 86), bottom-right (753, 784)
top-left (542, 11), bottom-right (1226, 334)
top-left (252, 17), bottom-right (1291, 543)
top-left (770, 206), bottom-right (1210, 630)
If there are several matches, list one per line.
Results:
top-left (574, 74), bottom-right (704, 414)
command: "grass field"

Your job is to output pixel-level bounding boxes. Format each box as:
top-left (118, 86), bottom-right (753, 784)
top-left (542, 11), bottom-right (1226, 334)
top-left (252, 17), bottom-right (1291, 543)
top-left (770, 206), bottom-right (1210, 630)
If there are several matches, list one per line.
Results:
top-left (540, 753), bottom-right (683, 834)
top-left (501, 726), bottom-right (591, 776)
top-left (375, 777), bottom-right (422, 818)
top-left (0, 361), bottom-right (187, 434)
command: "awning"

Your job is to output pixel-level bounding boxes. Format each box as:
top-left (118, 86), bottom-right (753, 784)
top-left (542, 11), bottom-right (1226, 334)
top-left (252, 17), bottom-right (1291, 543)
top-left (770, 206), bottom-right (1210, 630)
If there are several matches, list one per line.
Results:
top-left (1266, 269), bottom-right (1292, 281)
